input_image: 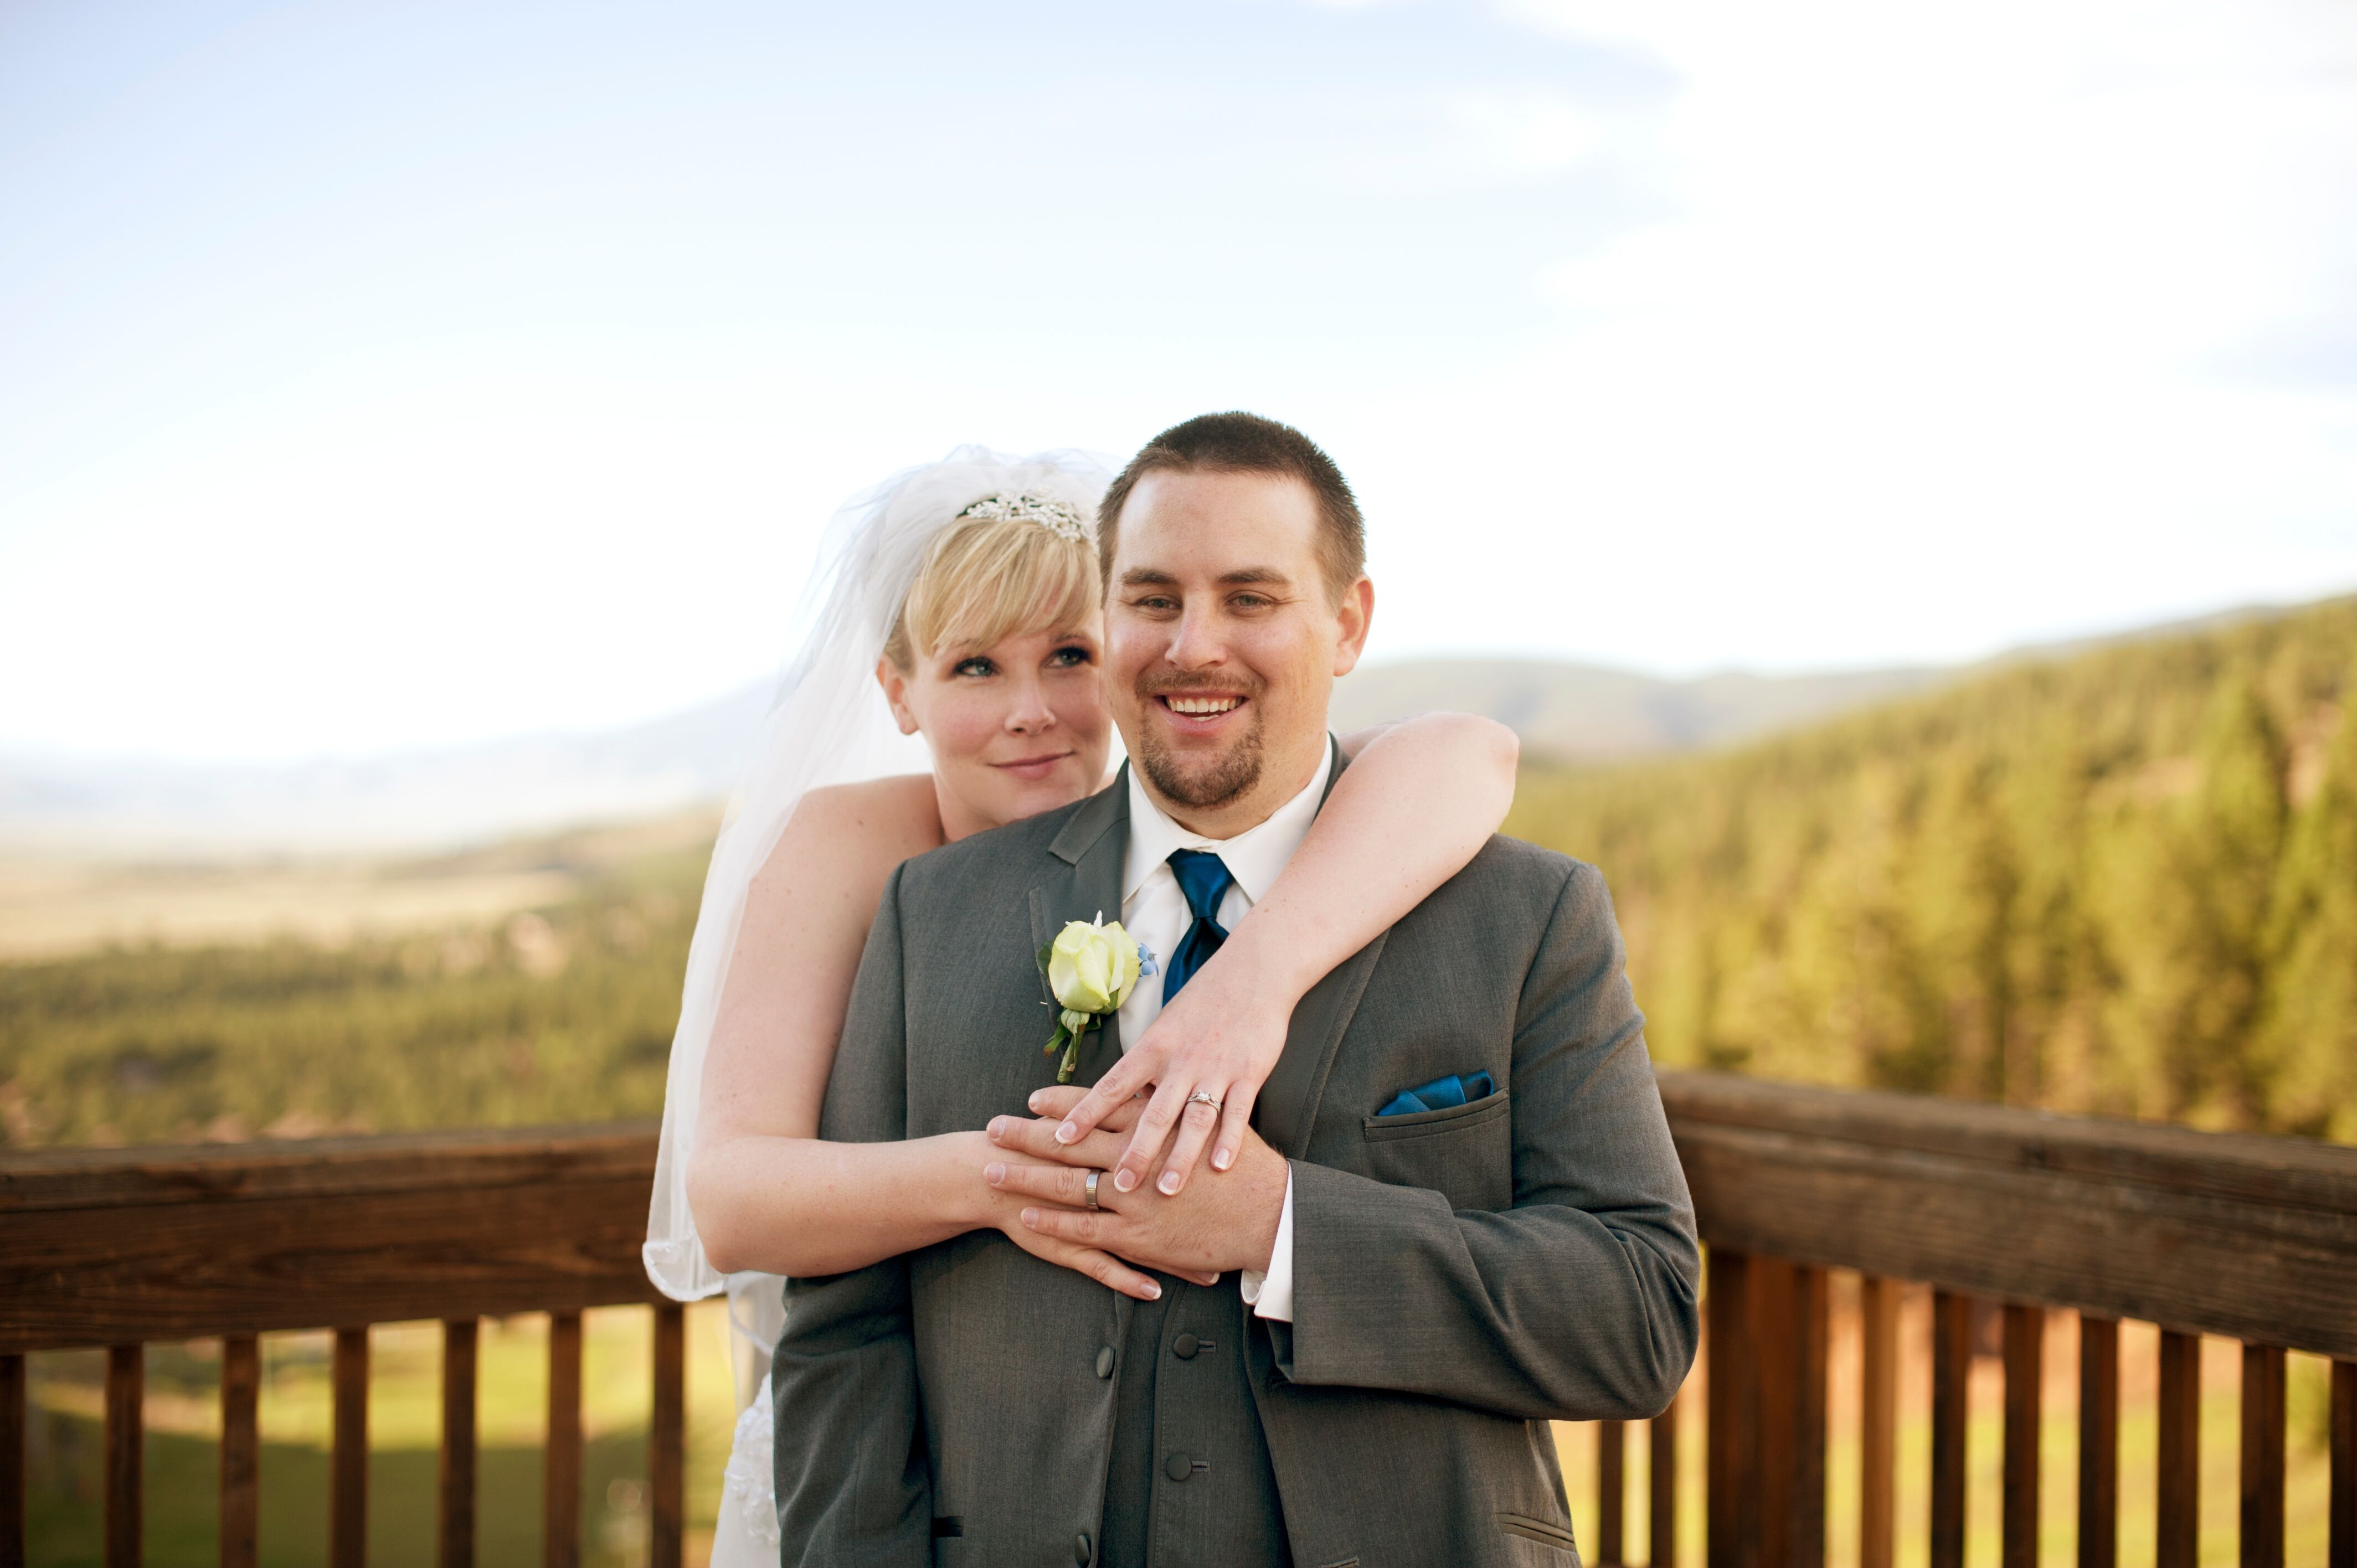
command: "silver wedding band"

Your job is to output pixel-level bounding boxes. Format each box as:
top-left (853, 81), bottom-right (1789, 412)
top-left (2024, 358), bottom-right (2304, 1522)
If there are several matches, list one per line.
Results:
top-left (1084, 1169), bottom-right (1103, 1210)
top-left (1186, 1089), bottom-right (1223, 1111)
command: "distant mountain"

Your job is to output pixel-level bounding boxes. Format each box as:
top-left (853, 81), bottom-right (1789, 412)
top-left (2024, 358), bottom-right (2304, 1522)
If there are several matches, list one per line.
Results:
top-left (1332, 659), bottom-right (1946, 762)
top-left (0, 685), bottom-right (773, 855)
top-left (1, 599), bottom-right (2325, 855)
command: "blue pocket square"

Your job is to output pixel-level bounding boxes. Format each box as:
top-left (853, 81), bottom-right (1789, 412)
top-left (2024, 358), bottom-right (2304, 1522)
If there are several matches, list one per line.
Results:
top-left (1377, 1071), bottom-right (1496, 1118)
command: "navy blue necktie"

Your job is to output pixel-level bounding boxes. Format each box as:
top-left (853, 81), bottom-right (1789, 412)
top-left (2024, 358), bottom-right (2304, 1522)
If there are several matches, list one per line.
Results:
top-left (1161, 849), bottom-right (1236, 1003)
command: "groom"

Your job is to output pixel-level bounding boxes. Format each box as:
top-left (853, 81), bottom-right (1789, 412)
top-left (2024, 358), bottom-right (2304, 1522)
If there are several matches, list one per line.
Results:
top-left (773, 412), bottom-right (1699, 1567)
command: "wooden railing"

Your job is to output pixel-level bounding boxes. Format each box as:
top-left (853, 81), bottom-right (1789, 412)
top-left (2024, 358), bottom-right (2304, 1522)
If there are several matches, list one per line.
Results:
top-left (2, 1075), bottom-right (2354, 1567)
top-left (0, 1122), bottom-right (679, 1568)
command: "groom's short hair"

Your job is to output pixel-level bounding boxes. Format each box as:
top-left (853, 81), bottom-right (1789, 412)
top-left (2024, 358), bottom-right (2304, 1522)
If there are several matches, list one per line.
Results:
top-left (1099, 412), bottom-right (1366, 604)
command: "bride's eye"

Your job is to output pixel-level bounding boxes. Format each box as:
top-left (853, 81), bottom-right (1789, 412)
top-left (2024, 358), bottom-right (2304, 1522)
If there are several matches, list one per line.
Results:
top-left (1046, 645), bottom-right (1093, 668)
top-left (953, 656), bottom-right (996, 678)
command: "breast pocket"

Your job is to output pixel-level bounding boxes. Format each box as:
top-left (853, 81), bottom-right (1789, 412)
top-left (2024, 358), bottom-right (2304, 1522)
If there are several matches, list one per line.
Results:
top-left (1359, 1090), bottom-right (1512, 1211)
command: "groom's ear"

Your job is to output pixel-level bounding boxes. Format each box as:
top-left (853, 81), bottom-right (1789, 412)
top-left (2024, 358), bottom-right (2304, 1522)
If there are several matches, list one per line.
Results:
top-left (1329, 576), bottom-right (1373, 678)
top-left (875, 658), bottom-right (921, 736)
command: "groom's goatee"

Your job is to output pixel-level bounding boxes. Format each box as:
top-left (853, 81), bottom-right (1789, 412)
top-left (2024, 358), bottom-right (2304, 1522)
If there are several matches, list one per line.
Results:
top-left (1135, 709), bottom-right (1264, 811)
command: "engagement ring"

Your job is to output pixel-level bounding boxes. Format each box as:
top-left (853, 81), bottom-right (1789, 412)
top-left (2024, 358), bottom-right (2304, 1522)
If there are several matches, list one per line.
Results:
top-left (1186, 1090), bottom-right (1223, 1111)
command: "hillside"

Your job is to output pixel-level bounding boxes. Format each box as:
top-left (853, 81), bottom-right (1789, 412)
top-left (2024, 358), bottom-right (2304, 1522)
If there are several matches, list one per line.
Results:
top-left (1506, 595), bottom-right (2357, 1141)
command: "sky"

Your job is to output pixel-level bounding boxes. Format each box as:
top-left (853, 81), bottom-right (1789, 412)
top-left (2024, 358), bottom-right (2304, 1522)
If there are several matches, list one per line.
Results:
top-left (2, 0), bottom-right (2354, 764)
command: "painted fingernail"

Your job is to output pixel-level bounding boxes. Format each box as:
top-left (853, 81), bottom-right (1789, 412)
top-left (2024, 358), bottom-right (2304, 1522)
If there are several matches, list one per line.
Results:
top-left (1143, 1282), bottom-right (1161, 1299)
top-left (1159, 1171), bottom-right (1182, 1195)
top-left (1028, 1091), bottom-right (1045, 1111)
top-left (1114, 1169), bottom-right (1138, 1193)
top-left (1212, 1149), bottom-right (1233, 1170)
top-left (985, 1163), bottom-right (1005, 1185)
top-left (1055, 1121), bottom-right (1080, 1143)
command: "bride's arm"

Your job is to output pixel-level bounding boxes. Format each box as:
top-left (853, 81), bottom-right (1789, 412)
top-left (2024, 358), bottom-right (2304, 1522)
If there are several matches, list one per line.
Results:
top-left (686, 776), bottom-right (1171, 1296)
top-left (1051, 711), bottom-right (1520, 1194)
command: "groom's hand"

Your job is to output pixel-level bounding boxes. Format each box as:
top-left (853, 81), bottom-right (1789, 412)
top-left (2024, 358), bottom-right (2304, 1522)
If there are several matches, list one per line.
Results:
top-left (985, 1106), bottom-right (1288, 1280)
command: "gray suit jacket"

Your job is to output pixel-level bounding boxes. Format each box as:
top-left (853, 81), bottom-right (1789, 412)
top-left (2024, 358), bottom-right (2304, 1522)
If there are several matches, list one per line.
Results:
top-left (774, 760), bottom-right (1700, 1567)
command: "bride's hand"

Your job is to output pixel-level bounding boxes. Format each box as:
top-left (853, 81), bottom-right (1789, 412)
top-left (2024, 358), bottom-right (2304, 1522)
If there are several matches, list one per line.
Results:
top-left (979, 1103), bottom-right (1218, 1297)
top-left (1041, 939), bottom-right (1291, 1198)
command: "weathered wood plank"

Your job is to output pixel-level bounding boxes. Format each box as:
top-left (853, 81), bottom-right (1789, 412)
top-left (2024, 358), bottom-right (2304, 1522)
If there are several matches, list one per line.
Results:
top-left (1929, 1292), bottom-right (1969, 1568)
top-left (1598, 1419), bottom-right (1626, 1566)
top-left (0, 1174), bottom-right (661, 1352)
top-left (2002, 1304), bottom-right (2042, 1568)
top-left (2157, 1330), bottom-right (2200, 1568)
top-left (220, 1335), bottom-right (260, 1568)
top-left (0, 1122), bottom-right (660, 1213)
top-left (1659, 1073), bottom-right (2357, 1211)
top-left (1858, 1277), bottom-right (1898, 1568)
top-left (104, 1344), bottom-right (140, 1568)
top-left (1, 1353), bottom-right (22, 1568)
top-left (1649, 1394), bottom-right (1679, 1568)
top-left (2078, 1315), bottom-right (2119, 1568)
top-left (331, 1327), bottom-right (368, 1568)
top-left (651, 1303), bottom-right (685, 1568)
top-left (1662, 1073), bottom-right (2357, 1359)
top-left (545, 1311), bottom-right (584, 1568)
top-left (440, 1319), bottom-right (478, 1568)
top-left (2240, 1343), bottom-right (2284, 1568)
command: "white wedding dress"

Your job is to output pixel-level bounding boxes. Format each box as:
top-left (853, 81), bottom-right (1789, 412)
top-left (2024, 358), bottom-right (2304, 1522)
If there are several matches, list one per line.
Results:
top-left (640, 450), bottom-right (1112, 1568)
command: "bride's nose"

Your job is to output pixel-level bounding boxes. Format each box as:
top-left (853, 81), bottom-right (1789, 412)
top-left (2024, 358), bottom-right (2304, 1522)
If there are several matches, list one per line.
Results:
top-left (1003, 672), bottom-right (1056, 734)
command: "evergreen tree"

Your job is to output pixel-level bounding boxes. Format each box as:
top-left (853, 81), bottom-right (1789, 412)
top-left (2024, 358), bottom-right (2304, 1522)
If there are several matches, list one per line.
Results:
top-left (2262, 661), bottom-right (2357, 1139)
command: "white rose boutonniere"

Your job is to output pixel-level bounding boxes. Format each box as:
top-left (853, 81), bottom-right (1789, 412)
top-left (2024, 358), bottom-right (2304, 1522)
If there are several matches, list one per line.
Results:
top-left (1037, 914), bottom-right (1144, 1083)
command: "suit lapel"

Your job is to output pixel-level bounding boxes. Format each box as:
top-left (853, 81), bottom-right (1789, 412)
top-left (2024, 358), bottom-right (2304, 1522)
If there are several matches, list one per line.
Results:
top-left (1028, 771), bottom-right (1130, 1090)
top-left (1252, 739), bottom-right (1385, 1160)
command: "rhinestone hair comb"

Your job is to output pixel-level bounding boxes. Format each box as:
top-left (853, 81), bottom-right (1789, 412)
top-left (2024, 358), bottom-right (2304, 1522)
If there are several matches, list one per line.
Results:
top-left (955, 492), bottom-right (1090, 541)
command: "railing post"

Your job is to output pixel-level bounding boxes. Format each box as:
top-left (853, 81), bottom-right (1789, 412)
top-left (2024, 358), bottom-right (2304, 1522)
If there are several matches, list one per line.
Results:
top-left (1929, 1292), bottom-right (1970, 1568)
top-left (2002, 1305), bottom-right (2043, 1568)
top-left (546, 1311), bottom-right (584, 1568)
top-left (2, 1353), bottom-right (23, 1568)
top-left (104, 1344), bottom-right (141, 1568)
top-left (2239, 1343), bottom-right (2284, 1568)
top-left (2157, 1330), bottom-right (2201, 1568)
top-left (1650, 1390), bottom-right (1679, 1568)
top-left (221, 1335), bottom-right (261, 1568)
top-left (440, 1318), bottom-right (479, 1568)
top-left (1858, 1277), bottom-right (1898, 1568)
top-left (651, 1302), bottom-right (685, 1568)
top-left (2078, 1315), bottom-right (2119, 1568)
top-left (1598, 1419), bottom-right (1627, 1566)
top-left (2330, 1359), bottom-right (2354, 1568)
top-left (1706, 1249), bottom-right (1753, 1568)
top-left (332, 1327), bottom-right (369, 1568)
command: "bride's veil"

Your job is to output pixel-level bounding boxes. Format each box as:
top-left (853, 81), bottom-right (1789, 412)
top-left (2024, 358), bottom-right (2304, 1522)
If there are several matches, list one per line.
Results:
top-left (643, 445), bottom-right (1112, 1406)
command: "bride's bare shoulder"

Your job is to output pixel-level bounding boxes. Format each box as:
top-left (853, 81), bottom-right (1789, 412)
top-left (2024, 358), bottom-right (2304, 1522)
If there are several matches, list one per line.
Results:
top-left (778, 774), bottom-right (943, 865)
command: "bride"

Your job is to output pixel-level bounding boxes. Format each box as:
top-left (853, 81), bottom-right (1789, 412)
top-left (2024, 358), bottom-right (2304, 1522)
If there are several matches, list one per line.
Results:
top-left (642, 447), bottom-right (1519, 1562)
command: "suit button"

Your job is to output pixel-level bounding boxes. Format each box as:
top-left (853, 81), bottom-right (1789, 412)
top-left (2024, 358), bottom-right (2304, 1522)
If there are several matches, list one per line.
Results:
top-left (1172, 1333), bottom-right (1200, 1359)
top-left (1095, 1345), bottom-right (1115, 1379)
top-left (1074, 1530), bottom-right (1092, 1564)
top-left (1165, 1451), bottom-right (1193, 1483)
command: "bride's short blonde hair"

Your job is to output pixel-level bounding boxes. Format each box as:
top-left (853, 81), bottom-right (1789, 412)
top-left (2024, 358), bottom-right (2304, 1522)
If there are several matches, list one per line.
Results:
top-left (883, 509), bottom-right (1102, 670)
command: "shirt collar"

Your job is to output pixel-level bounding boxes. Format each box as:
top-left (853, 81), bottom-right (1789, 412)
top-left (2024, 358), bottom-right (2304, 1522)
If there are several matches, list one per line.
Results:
top-left (1123, 739), bottom-right (1335, 906)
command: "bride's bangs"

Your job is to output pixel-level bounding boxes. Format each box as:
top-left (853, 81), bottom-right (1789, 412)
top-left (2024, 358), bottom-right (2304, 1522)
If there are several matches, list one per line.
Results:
top-left (892, 512), bottom-right (1102, 668)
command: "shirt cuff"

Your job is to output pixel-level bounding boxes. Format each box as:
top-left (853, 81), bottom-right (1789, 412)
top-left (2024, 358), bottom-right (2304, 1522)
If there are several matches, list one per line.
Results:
top-left (1237, 1167), bottom-right (1296, 1323)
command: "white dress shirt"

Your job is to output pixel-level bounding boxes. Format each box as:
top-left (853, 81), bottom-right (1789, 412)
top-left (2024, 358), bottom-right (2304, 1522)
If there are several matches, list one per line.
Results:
top-left (1114, 741), bottom-right (1333, 1323)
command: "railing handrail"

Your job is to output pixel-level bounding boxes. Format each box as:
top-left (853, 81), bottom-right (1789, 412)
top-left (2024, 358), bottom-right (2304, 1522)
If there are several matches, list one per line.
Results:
top-left (4, 1077), bottom-right (2354, 1357)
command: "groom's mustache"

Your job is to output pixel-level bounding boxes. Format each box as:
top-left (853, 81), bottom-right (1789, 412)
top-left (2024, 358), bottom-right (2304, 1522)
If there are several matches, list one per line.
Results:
top-left (1133, 673), bottom-right (1262, 702)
